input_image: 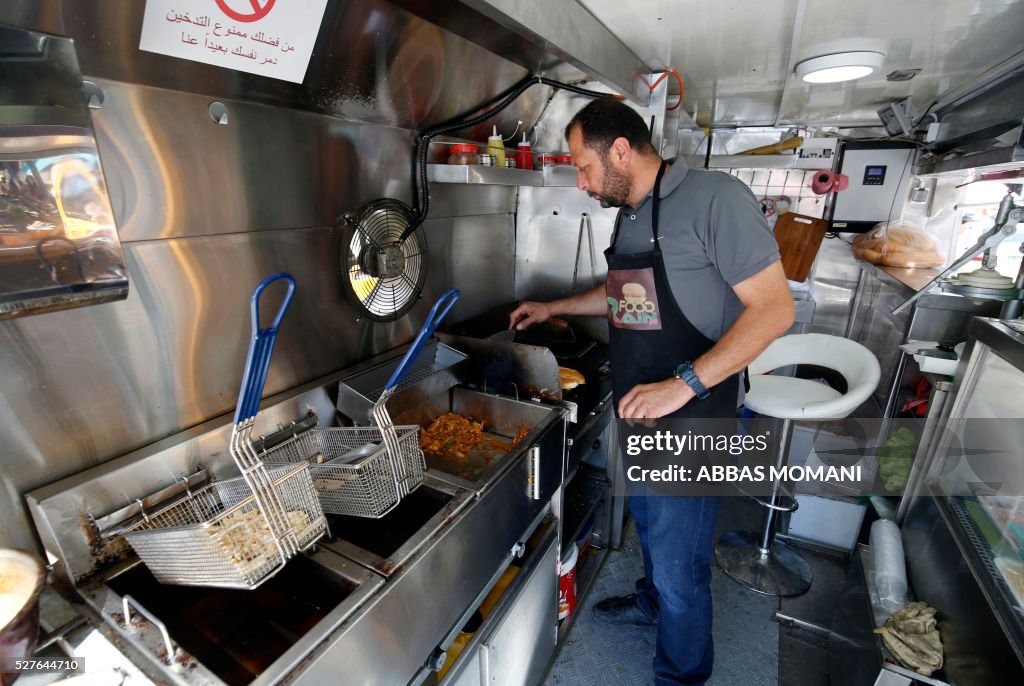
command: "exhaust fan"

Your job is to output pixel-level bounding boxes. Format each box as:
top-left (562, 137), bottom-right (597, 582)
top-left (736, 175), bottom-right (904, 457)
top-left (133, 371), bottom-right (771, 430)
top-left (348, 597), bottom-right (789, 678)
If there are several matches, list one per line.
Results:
top-left (342, 199), bottom-right (427, 322)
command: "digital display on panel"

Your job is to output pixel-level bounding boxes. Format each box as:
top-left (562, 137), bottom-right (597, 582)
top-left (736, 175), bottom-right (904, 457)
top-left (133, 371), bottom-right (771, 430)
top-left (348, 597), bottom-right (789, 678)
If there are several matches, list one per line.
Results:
top-left (862, 165), bottom-right (887, 185)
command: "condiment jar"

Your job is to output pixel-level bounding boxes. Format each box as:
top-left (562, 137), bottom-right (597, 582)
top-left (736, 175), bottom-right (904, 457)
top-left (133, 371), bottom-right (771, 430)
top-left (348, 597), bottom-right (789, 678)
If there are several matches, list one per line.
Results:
top-left (536, 153), bottom-right (556, 167)
top-left (478, 153), bottom-right (496, 166)
top-left (515, 133), bottom-right (533, 170)
top-left (448, 144), bottom-right (479, 165)
top-left (504, 158), bottom-right (517, 168)
top-left (556, 154), bottom-right (573, 165)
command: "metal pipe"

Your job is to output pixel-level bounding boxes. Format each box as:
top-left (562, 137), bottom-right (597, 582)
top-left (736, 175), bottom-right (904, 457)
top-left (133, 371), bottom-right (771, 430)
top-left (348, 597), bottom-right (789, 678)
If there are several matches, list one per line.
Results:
top-left (758, 418), bottom-right (793, 554)
top-left (845, 267), bottom-right (868, 338)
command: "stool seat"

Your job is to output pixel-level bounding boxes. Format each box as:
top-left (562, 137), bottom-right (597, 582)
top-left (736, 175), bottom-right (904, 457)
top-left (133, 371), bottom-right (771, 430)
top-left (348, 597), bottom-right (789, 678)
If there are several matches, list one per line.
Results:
top-left (716, 333), bottom-right (880, 597)
top-left (745, 376), bottom-right (843, 418)
top-left (747, 333), bottom-right (881, 419)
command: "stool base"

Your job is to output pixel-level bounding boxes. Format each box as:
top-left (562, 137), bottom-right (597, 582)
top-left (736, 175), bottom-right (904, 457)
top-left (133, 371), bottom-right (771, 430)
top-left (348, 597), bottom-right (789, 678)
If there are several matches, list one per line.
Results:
top-left (714, 530), bottom-right (812, 597)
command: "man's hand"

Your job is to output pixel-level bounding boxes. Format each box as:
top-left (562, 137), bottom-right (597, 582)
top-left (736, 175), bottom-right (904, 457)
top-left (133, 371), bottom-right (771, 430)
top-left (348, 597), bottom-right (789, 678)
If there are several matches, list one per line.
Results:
top-left (617, 378), bottom-right (694, 420)
top-left (509, 301), bottom-right (553, 331)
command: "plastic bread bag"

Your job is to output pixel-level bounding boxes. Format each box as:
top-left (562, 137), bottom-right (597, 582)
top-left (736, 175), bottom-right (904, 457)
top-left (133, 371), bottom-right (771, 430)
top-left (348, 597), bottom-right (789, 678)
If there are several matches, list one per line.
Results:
top-left (852, 221), bottom-right (944, 268)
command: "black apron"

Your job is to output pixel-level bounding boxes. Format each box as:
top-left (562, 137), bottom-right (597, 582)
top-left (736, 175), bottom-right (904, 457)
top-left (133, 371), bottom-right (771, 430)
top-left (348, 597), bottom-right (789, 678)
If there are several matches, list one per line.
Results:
top-left (604, 161), bottom-right (738, 420)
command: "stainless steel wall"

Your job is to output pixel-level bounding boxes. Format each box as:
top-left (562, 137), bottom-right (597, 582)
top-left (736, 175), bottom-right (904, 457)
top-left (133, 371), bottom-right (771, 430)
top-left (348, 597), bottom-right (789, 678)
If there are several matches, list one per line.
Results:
top-left (0, 1), bottom-right (537, 550)
top-left (515, 186), bottom-right (616, 301)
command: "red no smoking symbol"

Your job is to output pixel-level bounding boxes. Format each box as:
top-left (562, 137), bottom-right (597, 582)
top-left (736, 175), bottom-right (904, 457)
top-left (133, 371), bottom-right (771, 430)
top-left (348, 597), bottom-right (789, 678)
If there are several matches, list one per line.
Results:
top-left (215, 0), bottom-right (276, 23)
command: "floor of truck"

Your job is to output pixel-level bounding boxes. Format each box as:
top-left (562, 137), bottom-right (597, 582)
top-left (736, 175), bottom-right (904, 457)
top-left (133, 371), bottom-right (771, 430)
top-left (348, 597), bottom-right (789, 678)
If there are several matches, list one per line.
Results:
top-left (543, 494), bottom-right (852, 686)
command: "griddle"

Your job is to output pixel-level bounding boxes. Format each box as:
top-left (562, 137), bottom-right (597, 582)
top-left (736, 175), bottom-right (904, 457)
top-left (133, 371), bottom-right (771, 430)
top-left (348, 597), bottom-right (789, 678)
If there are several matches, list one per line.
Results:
top-left (441, 303), bottom-right (612, 422)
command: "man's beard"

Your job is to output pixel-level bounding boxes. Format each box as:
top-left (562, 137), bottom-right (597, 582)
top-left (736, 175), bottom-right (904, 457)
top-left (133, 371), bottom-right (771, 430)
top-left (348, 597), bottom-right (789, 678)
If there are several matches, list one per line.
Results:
top-left (589, 164), bottom-right (631, 208)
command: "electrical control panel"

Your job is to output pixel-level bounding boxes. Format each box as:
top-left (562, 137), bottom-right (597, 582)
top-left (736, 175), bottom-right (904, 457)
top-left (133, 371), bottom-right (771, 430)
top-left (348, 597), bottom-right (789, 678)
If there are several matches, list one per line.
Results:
top-left (829, 142), bottom-right (915, 233)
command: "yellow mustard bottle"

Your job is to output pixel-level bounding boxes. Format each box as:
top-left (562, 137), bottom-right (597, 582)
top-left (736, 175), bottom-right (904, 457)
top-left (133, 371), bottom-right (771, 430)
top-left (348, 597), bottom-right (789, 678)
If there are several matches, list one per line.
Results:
top-left (486, 125), bottom-right (506, 167)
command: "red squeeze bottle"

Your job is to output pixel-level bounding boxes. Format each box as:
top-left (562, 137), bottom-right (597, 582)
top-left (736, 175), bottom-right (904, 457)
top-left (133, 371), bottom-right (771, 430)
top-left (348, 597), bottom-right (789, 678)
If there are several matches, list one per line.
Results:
top-left (516, 133), bottom-right (533, 170)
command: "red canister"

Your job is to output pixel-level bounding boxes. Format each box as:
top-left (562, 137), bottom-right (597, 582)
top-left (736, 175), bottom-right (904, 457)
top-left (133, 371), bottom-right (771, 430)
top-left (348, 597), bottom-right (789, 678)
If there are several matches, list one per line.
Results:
top-left (558, 543), bottom-right (578, 620)
top-left (556, 154), bottom-right (573, 165)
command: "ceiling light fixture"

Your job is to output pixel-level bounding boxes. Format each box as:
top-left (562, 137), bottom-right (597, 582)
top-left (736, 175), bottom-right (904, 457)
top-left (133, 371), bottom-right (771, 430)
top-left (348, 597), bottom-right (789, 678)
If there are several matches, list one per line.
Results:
top-left (795, 51), bottom-right (885, 84)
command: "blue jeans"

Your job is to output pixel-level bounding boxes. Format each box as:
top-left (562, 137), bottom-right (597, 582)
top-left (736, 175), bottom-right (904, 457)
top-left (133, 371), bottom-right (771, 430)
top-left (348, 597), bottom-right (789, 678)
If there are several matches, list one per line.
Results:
top-left (630, 493), bottom-right (720, 686)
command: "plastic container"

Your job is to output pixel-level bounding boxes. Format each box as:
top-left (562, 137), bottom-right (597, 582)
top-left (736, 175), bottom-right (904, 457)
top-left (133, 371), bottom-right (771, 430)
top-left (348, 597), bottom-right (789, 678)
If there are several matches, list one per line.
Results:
top-left (447, 144), bottom-right (478, 165)
top-left (994, 556), bottom-right (1024, 609)
top-left (515, 133), bottom-right (533, 170)
top-left (869, 519), bottom-right (908, 624)
top-left (536, 153), bottom-right (556, 167)
top-left (437, 610), bottom-right (483, 680)
top-left (977, 494), bottom-right (1024, 556)
top-left (486, 126), bottom-right (506, 167)
top-left (479, 565), bottom-right (519, 617)
top-left (555, 154), bottom-right (572, 165)
top-left (558, 543), bottom-right (578, 620)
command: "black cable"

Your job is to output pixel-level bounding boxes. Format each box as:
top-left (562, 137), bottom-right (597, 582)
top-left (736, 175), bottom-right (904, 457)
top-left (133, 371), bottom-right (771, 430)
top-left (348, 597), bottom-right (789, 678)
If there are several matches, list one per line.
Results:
top-left (399, 75), bottom-right (611, 242)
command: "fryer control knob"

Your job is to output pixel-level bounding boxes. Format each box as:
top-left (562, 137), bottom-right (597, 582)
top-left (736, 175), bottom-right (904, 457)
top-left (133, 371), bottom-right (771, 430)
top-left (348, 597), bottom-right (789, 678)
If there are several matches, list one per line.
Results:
top-left (511, 542), bottom-right (526, 558)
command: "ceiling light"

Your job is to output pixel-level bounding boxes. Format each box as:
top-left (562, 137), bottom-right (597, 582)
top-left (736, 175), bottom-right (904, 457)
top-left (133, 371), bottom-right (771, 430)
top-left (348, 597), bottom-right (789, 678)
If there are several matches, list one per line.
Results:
top-left (795, 51), bottom-right (885, 84)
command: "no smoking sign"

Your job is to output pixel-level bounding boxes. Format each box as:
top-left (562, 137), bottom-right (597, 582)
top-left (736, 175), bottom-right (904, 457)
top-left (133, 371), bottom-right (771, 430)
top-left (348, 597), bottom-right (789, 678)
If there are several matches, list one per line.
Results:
top-left (215, 0), bottom-right (276, 23)
top-left (140, 0), bottom-right (328, 83)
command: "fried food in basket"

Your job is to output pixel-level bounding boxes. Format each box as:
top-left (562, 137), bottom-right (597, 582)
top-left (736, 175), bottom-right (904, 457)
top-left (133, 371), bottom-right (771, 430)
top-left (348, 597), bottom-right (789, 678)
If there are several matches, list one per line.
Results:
top-left (212, 507), bottom-right (310, 565)
top-left (420, 412), bottom-right (486, 459)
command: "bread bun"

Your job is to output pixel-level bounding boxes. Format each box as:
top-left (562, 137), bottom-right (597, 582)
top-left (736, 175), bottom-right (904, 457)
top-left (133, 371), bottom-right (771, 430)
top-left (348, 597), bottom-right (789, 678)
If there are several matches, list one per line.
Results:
top-left (559, 367), bottom-right (585, 390)
top-left (852, 225), bottom-right (943, 268)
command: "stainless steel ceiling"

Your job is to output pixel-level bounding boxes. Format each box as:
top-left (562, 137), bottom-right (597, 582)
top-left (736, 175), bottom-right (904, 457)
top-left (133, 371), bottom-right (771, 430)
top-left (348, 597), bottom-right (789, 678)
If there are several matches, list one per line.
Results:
top-left (579, 0), bottom-right (1024, 128)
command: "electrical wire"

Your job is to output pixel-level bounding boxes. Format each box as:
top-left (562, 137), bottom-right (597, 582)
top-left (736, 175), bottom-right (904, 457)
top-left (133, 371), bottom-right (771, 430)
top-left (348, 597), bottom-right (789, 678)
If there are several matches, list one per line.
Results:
top-left (399, 75), bottom-right (612, 242)
top-left (648, 69), bottom-right (685, 111)
top-left (501, 120), bottom-right (523, 142)
top-left (884, 148), bottom-right (914, 225)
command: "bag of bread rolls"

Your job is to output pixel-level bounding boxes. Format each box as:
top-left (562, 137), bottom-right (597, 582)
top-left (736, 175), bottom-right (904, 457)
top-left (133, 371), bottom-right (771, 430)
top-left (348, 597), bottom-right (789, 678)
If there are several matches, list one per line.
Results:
top-left (852, 222), bottom-right (944, 269)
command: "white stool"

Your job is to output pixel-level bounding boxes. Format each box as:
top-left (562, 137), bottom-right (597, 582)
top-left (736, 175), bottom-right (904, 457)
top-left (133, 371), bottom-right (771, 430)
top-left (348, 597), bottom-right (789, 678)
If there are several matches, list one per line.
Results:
top-left (715, 334), bottom-right (880, 596)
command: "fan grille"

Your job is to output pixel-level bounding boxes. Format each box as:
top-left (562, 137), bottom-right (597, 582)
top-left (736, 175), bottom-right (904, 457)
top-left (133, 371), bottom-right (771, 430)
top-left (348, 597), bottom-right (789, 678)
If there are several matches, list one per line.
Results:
top-left (342, 199), bottom-right (427, 321)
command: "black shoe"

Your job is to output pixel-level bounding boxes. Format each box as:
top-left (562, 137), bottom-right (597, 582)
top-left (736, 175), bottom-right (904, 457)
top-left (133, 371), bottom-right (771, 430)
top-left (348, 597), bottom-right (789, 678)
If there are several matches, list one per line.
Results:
top-left (592, 594), bottom-right (658, 626)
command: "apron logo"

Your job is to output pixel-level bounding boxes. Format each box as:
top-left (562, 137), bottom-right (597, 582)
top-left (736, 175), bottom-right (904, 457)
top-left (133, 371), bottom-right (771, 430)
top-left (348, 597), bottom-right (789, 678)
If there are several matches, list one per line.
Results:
top-left (606, 269), bottom-right (662, 330)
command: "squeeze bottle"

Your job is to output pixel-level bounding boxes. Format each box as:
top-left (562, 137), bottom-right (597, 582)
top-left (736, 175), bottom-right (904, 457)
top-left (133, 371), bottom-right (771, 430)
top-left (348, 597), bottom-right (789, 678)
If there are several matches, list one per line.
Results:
top-left (486, 126), bottom-right (506, 167)
top-left (515, 132), bottom-right (533, 170)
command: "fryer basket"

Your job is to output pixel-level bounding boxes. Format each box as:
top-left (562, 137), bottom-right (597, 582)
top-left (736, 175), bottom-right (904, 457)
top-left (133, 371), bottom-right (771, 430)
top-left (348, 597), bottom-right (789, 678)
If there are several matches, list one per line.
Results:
top-left (261, 426), bottom-right (424, 518)
top-left (122, 463), bottom-right (324, 589)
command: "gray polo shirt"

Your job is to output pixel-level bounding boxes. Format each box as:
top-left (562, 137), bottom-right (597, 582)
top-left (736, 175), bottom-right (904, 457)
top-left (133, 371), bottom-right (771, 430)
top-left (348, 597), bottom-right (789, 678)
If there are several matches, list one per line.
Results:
top-left (611, 157), bottom-right (780, 341)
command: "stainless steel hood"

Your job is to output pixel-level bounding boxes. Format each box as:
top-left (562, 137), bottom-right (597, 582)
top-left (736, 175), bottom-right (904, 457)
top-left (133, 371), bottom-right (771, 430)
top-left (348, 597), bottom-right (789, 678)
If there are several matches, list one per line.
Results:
top-left (391, 0), bottom-right (654, 106)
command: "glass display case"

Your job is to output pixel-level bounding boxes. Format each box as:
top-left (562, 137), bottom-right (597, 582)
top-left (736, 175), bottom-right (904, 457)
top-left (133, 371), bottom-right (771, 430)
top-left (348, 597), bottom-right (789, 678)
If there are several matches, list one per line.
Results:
top-left (910, 317), bottom-right (1024, 678)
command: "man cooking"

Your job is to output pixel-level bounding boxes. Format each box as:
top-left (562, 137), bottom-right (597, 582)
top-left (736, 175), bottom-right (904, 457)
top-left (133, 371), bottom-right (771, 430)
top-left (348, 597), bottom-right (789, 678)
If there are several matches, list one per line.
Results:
top-left (508, 99), bottom-right (794, 685)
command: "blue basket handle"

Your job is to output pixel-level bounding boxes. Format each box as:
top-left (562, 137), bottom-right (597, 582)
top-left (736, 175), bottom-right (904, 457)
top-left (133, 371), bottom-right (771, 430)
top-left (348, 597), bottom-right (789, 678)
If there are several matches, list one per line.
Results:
top-left (234, 273), bottom-right (297, 423)
top-left (383, 289), bottom-right (460, 394)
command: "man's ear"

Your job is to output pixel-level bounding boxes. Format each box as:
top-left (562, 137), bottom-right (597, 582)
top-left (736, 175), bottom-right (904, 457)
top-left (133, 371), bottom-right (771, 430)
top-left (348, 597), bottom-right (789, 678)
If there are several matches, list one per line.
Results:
top-left (609, 137), bottom-right (631, 169)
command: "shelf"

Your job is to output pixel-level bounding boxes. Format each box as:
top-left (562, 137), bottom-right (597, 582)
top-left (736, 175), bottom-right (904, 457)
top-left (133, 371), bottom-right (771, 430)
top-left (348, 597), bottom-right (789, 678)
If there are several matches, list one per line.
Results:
top-left (561, 466), bottom-right (609, 556)
top-left (914, 146), bottom-right (1024, 177)
top-left (426, 164), bottom-right (578, 187)
top-left (929, 484), bottom-right (1024, 665)
top-left (684, 154), bottom-right (826, 170)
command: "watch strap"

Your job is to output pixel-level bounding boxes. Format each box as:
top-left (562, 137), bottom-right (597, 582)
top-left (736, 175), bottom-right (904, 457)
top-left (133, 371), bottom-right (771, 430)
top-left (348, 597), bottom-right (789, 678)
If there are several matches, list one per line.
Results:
top-left (674, 362), bottom-right (710, 400)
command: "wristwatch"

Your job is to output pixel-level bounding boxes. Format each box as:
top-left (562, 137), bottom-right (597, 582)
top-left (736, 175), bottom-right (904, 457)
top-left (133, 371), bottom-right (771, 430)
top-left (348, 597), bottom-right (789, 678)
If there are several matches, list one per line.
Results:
top-left (674, 362), bottom-right (710, 400)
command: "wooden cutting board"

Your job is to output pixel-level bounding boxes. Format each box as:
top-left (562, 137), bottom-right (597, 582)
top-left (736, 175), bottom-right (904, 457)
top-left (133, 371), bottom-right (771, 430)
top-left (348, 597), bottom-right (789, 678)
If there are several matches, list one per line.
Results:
top-left (773, 212), bottom-right (828, 282)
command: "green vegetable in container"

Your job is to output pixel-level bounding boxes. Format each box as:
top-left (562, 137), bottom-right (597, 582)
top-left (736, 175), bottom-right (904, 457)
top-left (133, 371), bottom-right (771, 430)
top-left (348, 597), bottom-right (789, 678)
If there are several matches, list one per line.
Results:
top-left (876, 428), bottom-right (918, 493)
